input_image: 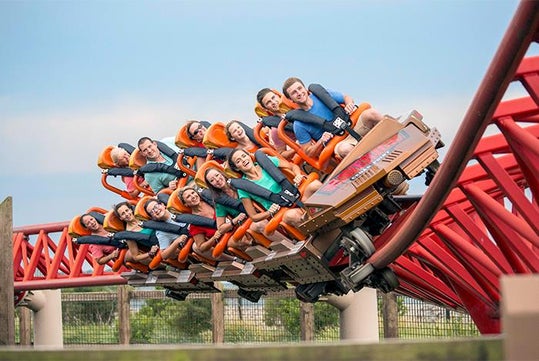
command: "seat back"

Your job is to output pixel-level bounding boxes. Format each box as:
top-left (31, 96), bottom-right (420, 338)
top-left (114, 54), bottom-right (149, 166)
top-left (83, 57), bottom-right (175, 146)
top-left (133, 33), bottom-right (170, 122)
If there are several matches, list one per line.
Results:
top-left (194, 160), bottom-right (223, 189)
top-left (167, 188), bottom-right (192, 214)
top-left (103, 210), bottom-right (125, 232)
top-left (135, 196), bottom-right (156, 221)
top-left (68, 215), bottom-right (90, 238)
top-left (97, 145), bottom-right (115, 169)
top-left (203, 122), bottom-right (237, 149)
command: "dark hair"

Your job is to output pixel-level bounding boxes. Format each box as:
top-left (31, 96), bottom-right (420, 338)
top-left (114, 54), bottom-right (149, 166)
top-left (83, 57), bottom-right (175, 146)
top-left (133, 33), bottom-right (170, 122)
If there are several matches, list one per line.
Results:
top-left (143, 197), bottom-right (160, 214)
top-left (113, 201), bottom-right (134, 219)
top-left (185, 120), bottom-right (200, 140)
top-left (282, 77), bottom-right (305, 99)
top-left (225, 120), bottom-right (241, 142)
top-left (226, 148), bottom-right (250, 173)
top-left (79, 213), bottom-right (91, 228)
top-left (204, 167), bottom-right (230, 196)
top-left (256, 88), bottom-right (273, 107)
top-left (177, 186), bottom-right (197, 205)
top-left (137, 136), bottom-right (153, 150)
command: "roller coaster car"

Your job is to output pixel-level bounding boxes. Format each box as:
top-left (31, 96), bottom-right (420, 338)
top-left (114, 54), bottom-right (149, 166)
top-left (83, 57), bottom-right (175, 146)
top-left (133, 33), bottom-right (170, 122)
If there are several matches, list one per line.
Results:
top-left (250, 110), bottom-right (442, 302)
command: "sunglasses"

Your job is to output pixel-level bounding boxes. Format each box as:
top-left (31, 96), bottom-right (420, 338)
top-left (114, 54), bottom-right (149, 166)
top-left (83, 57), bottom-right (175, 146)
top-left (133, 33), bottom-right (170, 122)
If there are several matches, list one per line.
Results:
top-left (189, 124), bottom-right (203, 140)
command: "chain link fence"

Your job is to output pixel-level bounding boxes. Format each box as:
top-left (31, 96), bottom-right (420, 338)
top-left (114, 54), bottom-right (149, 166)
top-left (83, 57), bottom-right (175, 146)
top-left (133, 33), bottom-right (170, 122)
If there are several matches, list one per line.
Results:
top-left (15, 285), bottom-right (479, 346)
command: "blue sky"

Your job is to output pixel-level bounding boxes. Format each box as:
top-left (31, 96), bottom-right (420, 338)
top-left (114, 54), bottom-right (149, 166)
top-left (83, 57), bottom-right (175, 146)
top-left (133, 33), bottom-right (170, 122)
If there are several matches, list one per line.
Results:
top-left (0, 0), bottom-right (522, 227)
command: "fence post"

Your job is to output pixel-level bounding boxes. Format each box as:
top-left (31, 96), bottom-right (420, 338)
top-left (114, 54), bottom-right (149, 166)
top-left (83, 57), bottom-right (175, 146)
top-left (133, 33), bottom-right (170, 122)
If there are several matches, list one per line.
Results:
top-left (19, 307), bottom-right (32, 345)
top-left (382, 292), bottom-right (398, 338)
top-left (118, 285), bottom-right (130, 345)
top-left (212, 283), bottom-right (224, 344)
top-left (300, 301), bottom-right (314, 341)
top-left (0, 197), bottom-right (15, 345)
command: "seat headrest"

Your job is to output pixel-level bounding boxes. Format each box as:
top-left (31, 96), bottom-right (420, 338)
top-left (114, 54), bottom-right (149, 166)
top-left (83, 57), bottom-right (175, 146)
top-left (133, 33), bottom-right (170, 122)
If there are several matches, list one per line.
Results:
top-left (167, 188), bottom-right (192, 214)
top-left (135, 196), bottom-right (156, 221)
top-left (202, 122), bottom-right (237, 149)
top-left (68, 215), bottom-right (90, 238)
top-left (103, 210), bottom-right (125, 232)
top-left (175, 124), bottom-right (199, 149)
top-left (97, 145), bottom-right (116, 169)
top-left (194, 160), bottom-right (223, 189)
top-left (129, 148), bottom-right (147, 170)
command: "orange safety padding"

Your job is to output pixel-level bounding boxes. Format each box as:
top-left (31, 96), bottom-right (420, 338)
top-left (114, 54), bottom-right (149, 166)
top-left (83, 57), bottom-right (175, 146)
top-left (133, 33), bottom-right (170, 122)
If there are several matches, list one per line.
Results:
top-left (175, 124), bottom-right (199, 149)
top-left (103, 210), bottom-right (125, 232)
top-left (135, 195), bottom-right (156, 221)
top-left (129, 148), bottom-right (147, 170)
top-left (125, 261), bottom-right (150, 273)
top-left (100, 173), bottom-right (139, 201)
top-left (211, 232), bottom-right (233, 259)
top-left (246, 229), bottom-right (272, 249)
top-left (68, 215), bottom-right (90, 238)
top-left (227, 247), bottom-right (252, 262)
top-left (178, 237), bottom-right (194, 263)
top-left (263, 171), bottom-right (318, 239)
top-left (167, 188), bottom-right (192, 214)
top-left (194, 160), bottom-right (223, 189)
top-left (164, 258), bottom-right (188, 270)
top-left (253, 122), bottom-right (273, 149)
top-left (133, 174), bottom-right (155, 196)
top-left (112, 249), bottom-right (127, 272)
top-left (175, 153), bottom-right (197, 178)
top-left (148, 250), bottom-right (163, 270)
top-left (203, 122), bottom-right (238, 149)
top-left (189, 252), bottom-right (218, 267)
top-left (97, 145), bottom-right (115, 169)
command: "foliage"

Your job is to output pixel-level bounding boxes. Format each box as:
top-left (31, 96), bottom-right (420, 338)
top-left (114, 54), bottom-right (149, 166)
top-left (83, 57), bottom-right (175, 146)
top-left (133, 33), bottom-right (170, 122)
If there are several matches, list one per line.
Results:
top-left (62, 299), bottom-right (117, 325)
top-left (63, 324), bottom-right (118, 344)
top-left (62, 287), bottom-right (120, 325)
top-left (377, 294), bottom-right (407, 317)
top-left (263, 298), bottom-right (339, 337)
top-left (130, 297), bottom-right (212, 344)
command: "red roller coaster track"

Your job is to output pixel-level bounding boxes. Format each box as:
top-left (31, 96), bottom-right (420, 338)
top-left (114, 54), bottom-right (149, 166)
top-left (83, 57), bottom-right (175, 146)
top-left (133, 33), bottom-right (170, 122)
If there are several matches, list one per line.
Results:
top-left (11, 1), bottom-right (539, 334)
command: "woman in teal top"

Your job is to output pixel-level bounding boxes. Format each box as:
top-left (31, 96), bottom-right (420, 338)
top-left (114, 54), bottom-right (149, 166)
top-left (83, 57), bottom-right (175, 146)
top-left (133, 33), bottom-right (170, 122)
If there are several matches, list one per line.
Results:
top-left (114, 201), bottom-right (159, 265)
top-left (203, 164), bottom-right (285, 245)
top-left (226, 148), bottom-right (322, 229)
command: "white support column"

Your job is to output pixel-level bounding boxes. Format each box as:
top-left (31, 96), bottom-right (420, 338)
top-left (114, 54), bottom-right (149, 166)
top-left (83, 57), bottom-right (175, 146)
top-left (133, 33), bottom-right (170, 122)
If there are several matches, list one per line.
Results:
top-left (22, 289), bottom-right (63, 348)
top-left (326, 288), bottom-right (379, 342)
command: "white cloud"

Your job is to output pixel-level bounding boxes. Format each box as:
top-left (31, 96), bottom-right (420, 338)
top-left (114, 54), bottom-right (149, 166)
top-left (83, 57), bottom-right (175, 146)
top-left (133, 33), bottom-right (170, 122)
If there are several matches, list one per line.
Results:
top-left (1, 96), bottom-right (256, 175)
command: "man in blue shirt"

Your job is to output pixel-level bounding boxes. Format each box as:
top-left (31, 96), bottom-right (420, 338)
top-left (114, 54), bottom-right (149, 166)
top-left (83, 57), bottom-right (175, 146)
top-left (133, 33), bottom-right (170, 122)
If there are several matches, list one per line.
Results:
top-left (282, 77), bottom-right (382, 159)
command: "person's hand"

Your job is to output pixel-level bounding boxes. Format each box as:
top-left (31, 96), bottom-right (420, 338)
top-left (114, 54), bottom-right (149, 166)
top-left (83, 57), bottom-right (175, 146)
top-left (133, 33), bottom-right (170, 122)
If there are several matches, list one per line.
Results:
top-left (234, 213), bottom-right (248, 225)
top-left (344, 103), bottom-right (358, 115)
top-left (169, 179), bottom-right (178, 190)
top-left (293, 174), bottom-right (306, 186)
top-left (268, 203), bottom-right (281, 217)
top-left (321, 132), bottom-right (333, 144)
top-left (112, 249), bottom-right (120, 259)
top-left (177, 234), bottom-right (188, 248)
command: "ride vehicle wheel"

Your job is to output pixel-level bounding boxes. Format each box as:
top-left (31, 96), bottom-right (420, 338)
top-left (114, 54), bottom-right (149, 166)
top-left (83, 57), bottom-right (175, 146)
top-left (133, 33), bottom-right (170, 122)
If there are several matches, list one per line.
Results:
top-left (367, 267), bottom-right (399, 293)
top-left (340, 228), bottom-right (376, 262)
top-left (340, 263), bottom-right (374, 293)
